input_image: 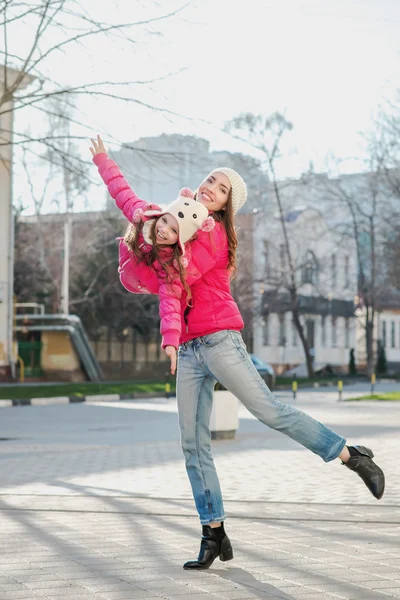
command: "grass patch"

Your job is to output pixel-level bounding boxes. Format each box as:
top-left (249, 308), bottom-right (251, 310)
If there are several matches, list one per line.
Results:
top-left (346, 392), bottom-right (400, 402)
top-left (0, 381), bottom-right (175, 400)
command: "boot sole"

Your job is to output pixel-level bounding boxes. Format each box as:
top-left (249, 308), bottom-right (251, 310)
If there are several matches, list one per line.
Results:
top-left (183, 547), bottom-right (234, 569)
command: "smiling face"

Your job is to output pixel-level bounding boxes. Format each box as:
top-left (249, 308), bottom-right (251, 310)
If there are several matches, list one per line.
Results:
top-left (155, 213), bottom-right (179, 245)
top-left (198, 172), bottom-right (231, 212)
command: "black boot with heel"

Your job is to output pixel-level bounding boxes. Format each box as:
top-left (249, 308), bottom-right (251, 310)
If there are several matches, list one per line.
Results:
top-left (183, 522), bottom-right (233, 570)
top-left (343, 445), bottom-right (385, 499)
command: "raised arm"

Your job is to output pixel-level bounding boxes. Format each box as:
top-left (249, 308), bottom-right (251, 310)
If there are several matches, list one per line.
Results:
top-left (90, 135), bottom-right (160, 222)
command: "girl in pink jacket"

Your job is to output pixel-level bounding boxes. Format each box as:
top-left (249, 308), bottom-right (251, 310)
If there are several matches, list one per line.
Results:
top-left (91, 136), bottom-right (385, 572)
top-left (90, 135), bottom-right (212, 354)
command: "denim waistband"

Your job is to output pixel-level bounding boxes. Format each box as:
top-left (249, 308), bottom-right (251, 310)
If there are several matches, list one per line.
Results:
top-left (180, 339), bottom-right (196, 350)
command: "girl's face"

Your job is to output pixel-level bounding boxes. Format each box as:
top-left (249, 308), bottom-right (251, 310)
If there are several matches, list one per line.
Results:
top-left (198, 172), bottom-right (231, 212)
top-left (155, 213), bottom-right (179, 245)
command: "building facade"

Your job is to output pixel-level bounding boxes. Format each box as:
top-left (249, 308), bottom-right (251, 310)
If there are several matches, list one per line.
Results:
top-left (252, 207), bottom-right (357, 374)
top-left (0, 67), bottom-right (33, 379)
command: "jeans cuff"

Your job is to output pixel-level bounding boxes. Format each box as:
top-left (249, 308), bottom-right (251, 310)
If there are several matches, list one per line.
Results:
top-left (324, 438), bottom-right (347, 462)
top-left (200, 514), bottom-right (226, 525)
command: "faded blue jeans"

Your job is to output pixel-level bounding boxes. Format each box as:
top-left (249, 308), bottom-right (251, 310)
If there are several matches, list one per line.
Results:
top-left (177, 330), bottom-right (346, 525)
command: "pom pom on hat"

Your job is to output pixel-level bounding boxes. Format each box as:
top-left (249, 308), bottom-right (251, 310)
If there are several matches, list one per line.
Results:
top-left (201, 216), bottom-right (215, 232)
top-left (180, 187), bottom-right (194, 199)
top-left (207, 167), bottom-right (247, 214)
top-left (133, 208), bottom-right (144, 223)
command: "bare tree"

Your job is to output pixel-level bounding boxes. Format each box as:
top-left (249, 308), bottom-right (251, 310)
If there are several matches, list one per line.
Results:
top-left (226, 112), bottom-right (315, 376)
top-left (17, 97), bottom-right (89, 311)
top-left (314, 148), bottom-right (390, 377)
top-left (0, 0), bottom-right (189, 170)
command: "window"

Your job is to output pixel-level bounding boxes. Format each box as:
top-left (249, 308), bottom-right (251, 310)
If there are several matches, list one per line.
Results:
top-left (345, 318), bottom-right (350, 348)
top-left (382, 321), bottom-right (387, 347)
top-left (301, 250), bottom-right (318, 285)
top-left (331, 317), bottom-right (337, 347)
top-left (321, 315), bottom-right (326, 347)
top-left (391, 321), bottom-right (396, 348)
top-left (262, 317), bottom-right (269, 346)
top-left (292, 320), bottom-right (298, 346)
top-left (279, 314), bottom-right (286, 346)
top-left (263, 240), bottom-right (270, 279)
top-left (344, 255), bottom-right (350, 288)
top-left (331, 254), bottom-right (337, 288)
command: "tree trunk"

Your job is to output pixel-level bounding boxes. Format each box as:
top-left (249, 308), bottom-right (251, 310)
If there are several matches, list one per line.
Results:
top-left (292, 303), bottom-right (314, 378)
top-left (365, 312), bottom-right (375, 377)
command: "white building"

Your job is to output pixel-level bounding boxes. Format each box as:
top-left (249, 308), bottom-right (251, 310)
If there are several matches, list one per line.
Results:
top-left (252, 207), bottom-right (357, 374)
top-left (0, 66), bottom-right (33, 379)
top-left (377, 303), bottom-right (400, 373)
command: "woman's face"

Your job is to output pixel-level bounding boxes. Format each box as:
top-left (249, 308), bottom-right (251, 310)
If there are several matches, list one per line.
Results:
top-left (198, 172), bottom-right (231, 212)
top-left (155, 213), bottom-right (179, 245)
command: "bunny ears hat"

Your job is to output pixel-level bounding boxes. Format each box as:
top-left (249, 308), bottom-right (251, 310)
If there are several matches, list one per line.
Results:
top-left (133, 188), bottom-right (214, 255)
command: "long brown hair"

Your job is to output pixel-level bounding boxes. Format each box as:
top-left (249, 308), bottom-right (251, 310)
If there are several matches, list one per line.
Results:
top-left (124, 220), bottom-right (191, 300)
top-left (194, 189), bottom-right (238, 276)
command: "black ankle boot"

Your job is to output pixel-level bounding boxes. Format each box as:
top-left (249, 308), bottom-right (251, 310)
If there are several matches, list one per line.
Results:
top-left (343, 445), bottom-right (385, 499)
top-left (183, 522), bottom-right (233, 570)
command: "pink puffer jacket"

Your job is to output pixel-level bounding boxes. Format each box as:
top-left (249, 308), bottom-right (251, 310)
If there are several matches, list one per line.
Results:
top-left (93, 152), bottom-right (167, 295)
top-left (158, 223), bottom-right (244, 348)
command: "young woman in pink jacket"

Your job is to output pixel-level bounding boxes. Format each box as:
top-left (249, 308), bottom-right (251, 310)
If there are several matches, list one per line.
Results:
top-left (91, 136), bottom-right (385, 572)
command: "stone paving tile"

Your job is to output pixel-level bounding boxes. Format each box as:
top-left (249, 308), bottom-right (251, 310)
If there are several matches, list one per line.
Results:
top-left (23, 581), bottom-right (84, 590)
top-left (30, 587), bottom-right (90, 596)
top-left (361, 580), bottom-right (400, 589)
top-left (99, 592), bottom-right (183, 600)
top-left (0, 584), bottom-right (27, 592)
top-left (45, 596), bottom-right (101, 600)
top-left (0, 590), bottom-right (47, 599)
top-left (379, 590), bottom-right (400, 598)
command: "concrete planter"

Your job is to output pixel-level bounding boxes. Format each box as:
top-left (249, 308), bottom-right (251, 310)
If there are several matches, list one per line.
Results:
top-left (210, 390), bottom-right (239, 440)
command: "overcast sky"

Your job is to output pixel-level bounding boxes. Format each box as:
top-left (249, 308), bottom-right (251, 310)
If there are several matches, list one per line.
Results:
top-left (6, 0), bottom-right (400, 212)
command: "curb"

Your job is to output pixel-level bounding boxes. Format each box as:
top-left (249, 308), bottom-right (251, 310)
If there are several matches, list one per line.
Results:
top-left (0, 392), bottom-right (172, 408)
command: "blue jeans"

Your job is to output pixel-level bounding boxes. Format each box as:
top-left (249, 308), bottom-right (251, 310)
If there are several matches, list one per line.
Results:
top-left (177, 330), bottom-right (346, 525)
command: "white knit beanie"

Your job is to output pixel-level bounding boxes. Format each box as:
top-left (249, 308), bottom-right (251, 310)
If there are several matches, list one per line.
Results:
top-left (208, 167), bottom-right (247, 214)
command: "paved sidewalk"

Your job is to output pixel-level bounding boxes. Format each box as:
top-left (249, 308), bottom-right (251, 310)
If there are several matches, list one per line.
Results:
top-left (1, 495), bottom-right (400, 599)
top-left (0, 387), bottom-right (399, 599)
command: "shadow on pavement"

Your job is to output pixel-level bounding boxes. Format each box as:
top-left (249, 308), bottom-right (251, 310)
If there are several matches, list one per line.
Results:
top-left (210, 565), bottom-right (296, 598)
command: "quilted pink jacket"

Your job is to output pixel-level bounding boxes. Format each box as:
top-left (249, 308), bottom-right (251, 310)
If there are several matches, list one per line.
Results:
top-left (93, 152), bottom-right (169, 295)
top-left (93, 152), bottom-right (243, 349)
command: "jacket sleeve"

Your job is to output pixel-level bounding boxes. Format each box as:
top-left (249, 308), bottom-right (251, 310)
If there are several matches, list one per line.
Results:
top-left (93, 152), bottom-right (160, 222)
top-left (158, 273), bottom-right (183, 349)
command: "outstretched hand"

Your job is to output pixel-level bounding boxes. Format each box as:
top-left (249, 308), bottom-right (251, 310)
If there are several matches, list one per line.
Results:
top-left (89, 134), bottom-right (107, 157)
top-left (165, 345), bottom-right (177, 375)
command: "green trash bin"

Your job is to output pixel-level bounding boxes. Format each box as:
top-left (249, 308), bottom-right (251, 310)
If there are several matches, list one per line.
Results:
top-left (18, 341), bottom-right (43, 378)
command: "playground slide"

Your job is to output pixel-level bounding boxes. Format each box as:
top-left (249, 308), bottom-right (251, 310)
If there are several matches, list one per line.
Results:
top-left (15, 314), bottom-right (103, 381)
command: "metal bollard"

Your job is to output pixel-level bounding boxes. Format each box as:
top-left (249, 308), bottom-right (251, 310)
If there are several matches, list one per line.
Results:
top-left (338, 379), bottom-right (343, 401)
top-left (164, 371), bottom-right (171, 399)
top-left (371, 372), bottom-right (376, 395)
top-left (292, 374), bottom-right (297, 400)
